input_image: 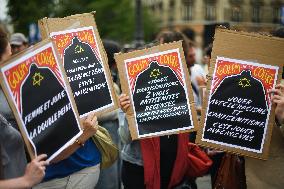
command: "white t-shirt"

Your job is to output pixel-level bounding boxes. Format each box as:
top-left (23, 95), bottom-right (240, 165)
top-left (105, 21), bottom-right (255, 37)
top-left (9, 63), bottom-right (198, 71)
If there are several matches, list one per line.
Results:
top-left (190, 64), bottom-right (206, 107)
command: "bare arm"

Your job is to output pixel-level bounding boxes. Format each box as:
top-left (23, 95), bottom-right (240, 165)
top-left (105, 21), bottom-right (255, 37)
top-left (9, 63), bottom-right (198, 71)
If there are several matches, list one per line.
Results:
top-left (117, 94), bottom-right (132, 144)
top-left (0, 154), bottom-right (48, 189)
top-left (269, 84), bottom-right (284, 125)
top-left (51, 113), bottom-right (98, 163)
top-left (119, 94), bottom-right (131, 113)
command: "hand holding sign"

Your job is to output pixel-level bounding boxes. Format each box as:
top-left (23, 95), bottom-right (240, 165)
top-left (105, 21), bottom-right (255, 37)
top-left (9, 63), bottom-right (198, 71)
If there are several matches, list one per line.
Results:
top-left (269, 84), bottom-right (284, 124)
top-left (23, 154), bottom-right (49, 187)
top-left (119, 94), bottom-right (131, 113)
top-left (80, 113), bottom-right (99, 141)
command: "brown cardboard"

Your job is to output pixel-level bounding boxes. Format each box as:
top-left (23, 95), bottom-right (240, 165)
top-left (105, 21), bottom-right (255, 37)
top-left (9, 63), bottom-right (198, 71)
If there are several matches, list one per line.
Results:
top-left (115, 41), bottom-right (198, 140)
top-left (196, 28), bottom-right (284, 160)
top-left (0, 39), bottom-right (83, 161)
top-left (38, 12), bottom-right (118, 118)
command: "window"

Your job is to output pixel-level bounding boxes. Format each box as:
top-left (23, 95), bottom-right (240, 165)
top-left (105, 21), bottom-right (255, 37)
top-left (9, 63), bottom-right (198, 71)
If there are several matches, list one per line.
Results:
top-left (252, 5), bottom-right (261, 22)
top-left (231, 6), bottom-right (242, 22)
top-left (273, 6), bottom-right (281, 24)
top-left (250, 0), bottom-right (263, 23)
top-left (205, 0), bottom-right (216, 21)
top-left (168, 0), bottom-right (175, 23)
top-left (183, 0), bottom-right (194, 21)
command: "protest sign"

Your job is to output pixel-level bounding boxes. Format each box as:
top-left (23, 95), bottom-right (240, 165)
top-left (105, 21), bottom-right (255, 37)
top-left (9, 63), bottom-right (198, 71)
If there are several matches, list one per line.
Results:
top-left (115, 41), bottom-right (198, 139)
top-left (0, 40), bottom-right (82, 161)
top-left (38, 12), bottom-right (118, 118)
top-left (196, 28), bottom-right (284, 159)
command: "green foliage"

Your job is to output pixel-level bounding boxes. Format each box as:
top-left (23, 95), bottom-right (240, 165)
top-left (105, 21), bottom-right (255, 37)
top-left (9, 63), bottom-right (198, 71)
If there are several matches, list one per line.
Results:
top-left (7, 0), bottom-right (158, 43)
top-left (7, 0), bottom-right (56, 34)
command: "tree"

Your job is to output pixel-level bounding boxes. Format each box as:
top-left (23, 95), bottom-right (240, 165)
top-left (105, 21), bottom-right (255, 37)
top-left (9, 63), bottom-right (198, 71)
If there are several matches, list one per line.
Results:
top-left (7, 0), bottom-right (56, 35)
top-left (7, 0), bottom-right (158, 43)
top-left (55, 0), bottom-right (158, 43)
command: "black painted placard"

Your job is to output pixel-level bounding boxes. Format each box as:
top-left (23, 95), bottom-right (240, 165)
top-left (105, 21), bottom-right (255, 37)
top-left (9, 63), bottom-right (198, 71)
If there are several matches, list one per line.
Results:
top-left (21, 64), bottom-right (80, 158)
top-left (64, 36), bottom-right (112, 116)
top-left (203, 70), bottom-right (268, 151)
top-left (133, 61), bottom-right (192, 135)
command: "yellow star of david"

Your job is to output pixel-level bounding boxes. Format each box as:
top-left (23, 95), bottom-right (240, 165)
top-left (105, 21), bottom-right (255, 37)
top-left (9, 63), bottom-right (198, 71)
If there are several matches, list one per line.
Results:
top-left (32, 72), bottom-right (44, 87)
top-left (150, 69), bottom-right (162, 79)
top-left (238, 77), bottom-right (251, 88)
top-left (75, 45), bottom-right (84, 53)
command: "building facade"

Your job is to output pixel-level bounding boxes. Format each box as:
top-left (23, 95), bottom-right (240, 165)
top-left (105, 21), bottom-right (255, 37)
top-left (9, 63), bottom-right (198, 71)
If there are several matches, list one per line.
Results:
top-left (143, 0), bottom-right (284, 46)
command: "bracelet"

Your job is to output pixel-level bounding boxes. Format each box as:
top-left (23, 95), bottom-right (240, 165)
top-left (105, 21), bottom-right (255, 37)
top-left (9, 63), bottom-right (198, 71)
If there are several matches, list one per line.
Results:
top-left (74, 139), bottom-right (84, 147)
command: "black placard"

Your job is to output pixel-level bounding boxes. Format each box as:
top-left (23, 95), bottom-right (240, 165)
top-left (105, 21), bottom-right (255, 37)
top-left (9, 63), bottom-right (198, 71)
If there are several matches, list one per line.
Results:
top-left (133, 61), bottom-right (192, 135)
top-left (196, 28), bottom-right (284, 159)
top-left (0, 42), bottom-right (82, 161)
top-left (203, 70), bottom-right (269, 151)
top-left (22, 64), bottom-right (80, 157)
top-left (63, 36), bottom-right (112, 116)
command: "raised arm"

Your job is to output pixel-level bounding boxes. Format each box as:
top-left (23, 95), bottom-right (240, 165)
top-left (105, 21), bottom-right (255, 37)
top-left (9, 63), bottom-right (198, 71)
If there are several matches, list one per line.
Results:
top-left (269, 84), bottom-right (284, 125)
top-left (118, 94), bottom-right (132, 144)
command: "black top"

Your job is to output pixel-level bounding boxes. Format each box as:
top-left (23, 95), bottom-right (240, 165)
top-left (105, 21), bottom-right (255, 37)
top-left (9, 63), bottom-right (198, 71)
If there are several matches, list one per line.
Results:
top-left (160, 134), bottom-right (178, 189)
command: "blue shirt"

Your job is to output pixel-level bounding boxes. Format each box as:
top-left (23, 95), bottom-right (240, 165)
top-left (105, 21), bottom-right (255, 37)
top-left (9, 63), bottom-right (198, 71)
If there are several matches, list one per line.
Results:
top-left (44, 139), bottom-right (101, 181)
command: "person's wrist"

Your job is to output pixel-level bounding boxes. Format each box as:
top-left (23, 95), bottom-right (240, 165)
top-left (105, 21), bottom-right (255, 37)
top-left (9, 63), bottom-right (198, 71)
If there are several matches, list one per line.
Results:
top-left (78, 131), bottom-right (92, 144)
top-left (74, 139), bottom-right (85, 147)
top-left (20, 175), bottom-right (32, 188)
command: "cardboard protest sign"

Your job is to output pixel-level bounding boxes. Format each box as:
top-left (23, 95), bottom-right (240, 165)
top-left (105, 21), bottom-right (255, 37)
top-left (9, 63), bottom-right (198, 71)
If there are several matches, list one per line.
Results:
top-left (196, 28), bottom-right (284, 159)
top-left (0, 40), bottom-right (82, 161)
top-left (38, 12), bottom-right (118, 118)
top-left (115, 41), bottom-right (198, 139)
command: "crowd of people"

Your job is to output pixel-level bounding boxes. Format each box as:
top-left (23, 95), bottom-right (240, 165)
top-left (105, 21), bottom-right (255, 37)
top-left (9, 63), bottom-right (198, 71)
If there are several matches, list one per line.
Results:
top-left (0, 24), bottom-right (283, 189)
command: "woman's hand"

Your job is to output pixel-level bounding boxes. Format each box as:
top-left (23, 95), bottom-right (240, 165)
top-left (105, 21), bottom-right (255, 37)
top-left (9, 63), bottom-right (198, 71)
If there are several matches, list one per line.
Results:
top-left (119, 94), bottom-right (130, 113)
top-left (22, 154), bottom-right (49, 187)
top-left (81, 113), bottom-right (99, 141)
top-left (269, 84), bottom-right (284, 124)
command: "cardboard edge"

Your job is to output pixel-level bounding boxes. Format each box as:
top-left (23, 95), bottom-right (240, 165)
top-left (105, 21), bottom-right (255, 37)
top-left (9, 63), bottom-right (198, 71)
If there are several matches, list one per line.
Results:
top-left (115, 53), bottom-right (139, 140)
top-left (216, 27), bottom-right (284, 42)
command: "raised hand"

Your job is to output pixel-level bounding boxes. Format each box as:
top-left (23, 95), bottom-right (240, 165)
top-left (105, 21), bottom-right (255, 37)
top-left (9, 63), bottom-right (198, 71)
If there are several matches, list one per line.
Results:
top-left (269, 84), bottom-right (284, 124)
top-left (119, 94), bottom-right (131, 113)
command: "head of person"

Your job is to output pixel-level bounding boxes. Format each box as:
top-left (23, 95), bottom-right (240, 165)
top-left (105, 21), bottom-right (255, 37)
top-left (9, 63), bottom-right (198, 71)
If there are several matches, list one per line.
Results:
top-left (156, 30), bottom-right (191, 66)
top-left (103, 39), bottom-right (121, 69)
top-left (103, 39), bottom-right (121, 82)
top-left (0, 27), bottom-right (11, 62)
top-left (10, 33), bottom-right (28, 55)
top-left (203, 43), bottom-right (213, 67)
top-left (187, 40), bottom-right (197, 68)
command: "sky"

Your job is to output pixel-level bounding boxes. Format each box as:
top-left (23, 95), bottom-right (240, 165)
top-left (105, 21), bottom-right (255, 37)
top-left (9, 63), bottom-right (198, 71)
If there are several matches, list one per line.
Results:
top-left (0, 0), bottom-right (8, 20)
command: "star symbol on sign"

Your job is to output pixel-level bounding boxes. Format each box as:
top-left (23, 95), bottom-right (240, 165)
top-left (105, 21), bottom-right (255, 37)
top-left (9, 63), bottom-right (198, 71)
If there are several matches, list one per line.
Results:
top-left (150, 69), bottom-right (162, 79)
top-left (75, 45), bottom-right (84, 53)
top-left (32, 72), bottom-right (44, 87)
top-left (238, 77), bottom-right (251, 88)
